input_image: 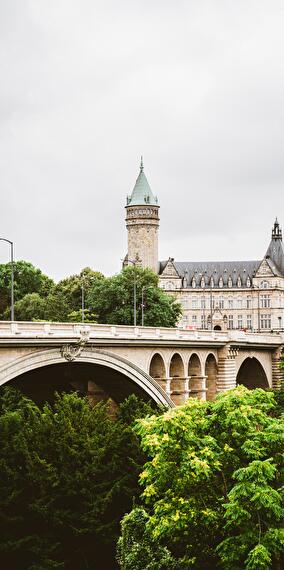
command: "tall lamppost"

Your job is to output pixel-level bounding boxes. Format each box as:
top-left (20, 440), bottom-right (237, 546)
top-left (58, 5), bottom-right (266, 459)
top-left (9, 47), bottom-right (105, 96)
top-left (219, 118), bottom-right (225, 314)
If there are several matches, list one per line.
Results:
top-left (81, 284), bottom-right (85, 322)
top-left (127, 258), bottom-right (139, 326)
top-left (0, 238), bottom-right (14, 321)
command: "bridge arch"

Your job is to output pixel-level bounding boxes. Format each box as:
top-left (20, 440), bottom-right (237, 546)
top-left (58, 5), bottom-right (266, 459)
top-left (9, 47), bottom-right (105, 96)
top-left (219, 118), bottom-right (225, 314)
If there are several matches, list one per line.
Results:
top-left (0, 348), bottom-right (173, 407)
top-left (236, 357), bottom-right (269, 389)
top-left (149, 352), bottom-right (166, 379)
top-left (205, 353), bottom-right (218, 401)
top-left (188, 353), bottom-right (202, 377)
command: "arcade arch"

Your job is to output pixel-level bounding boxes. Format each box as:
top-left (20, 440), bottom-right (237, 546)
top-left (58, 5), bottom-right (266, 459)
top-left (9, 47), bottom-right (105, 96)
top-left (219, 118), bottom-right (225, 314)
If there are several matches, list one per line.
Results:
top-left (205, 353), bottom-right (218, 401)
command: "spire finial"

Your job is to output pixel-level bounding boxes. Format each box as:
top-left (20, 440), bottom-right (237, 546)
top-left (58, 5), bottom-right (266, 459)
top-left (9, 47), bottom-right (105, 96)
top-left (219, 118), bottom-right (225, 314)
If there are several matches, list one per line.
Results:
top-left (272, 218), bottom-right (282, 240)
top-left (140, 155), bottom-right (144, 172)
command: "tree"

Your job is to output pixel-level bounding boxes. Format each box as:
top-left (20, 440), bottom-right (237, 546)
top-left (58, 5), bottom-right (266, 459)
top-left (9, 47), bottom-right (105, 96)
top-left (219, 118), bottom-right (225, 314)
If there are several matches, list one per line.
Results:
top-left (0, 388), bottom-right (156, 569)
top-left (43, 267), bottom-right (103, 322)
top-left (0, 261), bottom-right (54, 319)
top-left (118, 387), bottom-right (284, 569)
top-left (87, 266), bottom-right (182, 327)
top-left (9, 292), bottom-right (46, 321)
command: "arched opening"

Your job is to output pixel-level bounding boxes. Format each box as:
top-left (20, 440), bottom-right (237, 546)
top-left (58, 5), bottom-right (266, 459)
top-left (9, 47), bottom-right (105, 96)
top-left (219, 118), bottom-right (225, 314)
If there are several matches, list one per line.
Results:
top-left (170, 353), bottom-right (184, 378)
top-left (188, 353), bottom-right (204, 400)
top-left (149, 353), bottom-right (166, 379)
top-left (149, 353), bottom-right (167, 393)
top-left (0, 349), bottom-right (173, 408)
top-left (170, 353), bottom-right (185, 405)
top-left (188, 354), bottom-right (201, 377)
top-left (214, 325), bottom-right (222, 331)
top-left (236, 357), bottom-right (269, 389)
top-left (205, 354), bottom-right (218, 401)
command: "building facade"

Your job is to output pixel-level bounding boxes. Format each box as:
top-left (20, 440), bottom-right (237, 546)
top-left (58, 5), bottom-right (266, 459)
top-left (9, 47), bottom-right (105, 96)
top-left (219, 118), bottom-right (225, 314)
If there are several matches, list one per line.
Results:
top-left (125, 161), bottom-right (284, 332)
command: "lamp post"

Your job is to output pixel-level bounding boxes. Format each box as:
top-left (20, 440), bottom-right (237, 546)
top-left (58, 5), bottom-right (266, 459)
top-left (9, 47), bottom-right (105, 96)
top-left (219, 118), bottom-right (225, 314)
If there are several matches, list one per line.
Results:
top-left (0, 238), bottom-right (14, 321)
top-left (81, 284), bottom-right (85, 322)
top-left (127, 258), bottom-right (138, 326)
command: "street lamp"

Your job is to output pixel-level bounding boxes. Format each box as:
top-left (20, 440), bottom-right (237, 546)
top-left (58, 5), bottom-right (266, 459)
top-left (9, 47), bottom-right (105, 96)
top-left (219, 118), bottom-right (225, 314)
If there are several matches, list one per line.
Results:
top-left (127, 258), bottom-right (139, 326)
top-left (0, 238), bottom-right (14, 321)
top-left (81, 284), bottom-right (85, 322)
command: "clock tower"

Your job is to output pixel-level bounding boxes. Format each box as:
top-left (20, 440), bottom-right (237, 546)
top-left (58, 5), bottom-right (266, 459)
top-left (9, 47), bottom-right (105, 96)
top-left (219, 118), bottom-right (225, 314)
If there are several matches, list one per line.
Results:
top-left (124, 158), bottom-right (159, 273)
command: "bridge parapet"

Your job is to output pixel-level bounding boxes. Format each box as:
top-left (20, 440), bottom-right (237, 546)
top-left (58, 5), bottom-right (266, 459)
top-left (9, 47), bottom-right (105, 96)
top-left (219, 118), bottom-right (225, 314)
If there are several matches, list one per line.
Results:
top-left (0, 321), bottom-right (283, 346)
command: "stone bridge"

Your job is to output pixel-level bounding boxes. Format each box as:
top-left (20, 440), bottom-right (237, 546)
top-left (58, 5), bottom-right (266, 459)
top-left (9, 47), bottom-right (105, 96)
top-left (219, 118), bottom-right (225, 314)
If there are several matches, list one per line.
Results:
top-left (0, 321), bottom-right (283, 407)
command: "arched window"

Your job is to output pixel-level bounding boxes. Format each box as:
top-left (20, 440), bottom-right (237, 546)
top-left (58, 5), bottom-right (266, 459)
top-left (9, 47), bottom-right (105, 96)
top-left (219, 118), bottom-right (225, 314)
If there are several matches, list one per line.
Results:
top-left (228, 276), bottom-right (233, 287)
top-left (237, 276), bottom-right (242, 287)
top-left (246, 276), bottom-right (251, 287)
top-left (165, 281), bottom-right (174, 290)
top-left (260, 281), bottom-right (269, 289)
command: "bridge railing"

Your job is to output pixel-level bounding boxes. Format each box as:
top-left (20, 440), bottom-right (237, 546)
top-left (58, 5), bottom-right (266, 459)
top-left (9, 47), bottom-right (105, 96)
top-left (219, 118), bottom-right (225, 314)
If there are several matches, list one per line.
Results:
top-left (0, 321), bottom-right (283, 345)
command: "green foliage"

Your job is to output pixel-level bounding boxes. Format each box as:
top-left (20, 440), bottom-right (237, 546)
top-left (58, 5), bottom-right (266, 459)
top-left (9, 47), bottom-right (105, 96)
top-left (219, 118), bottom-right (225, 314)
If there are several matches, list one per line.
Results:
top-left (0, 389), bottom-right (154, 569)
top-left (117, 508), bottom-right (179, 570)
top-left (118, 387), bottom-right (284, 569)
top-left (0, 261), bottom-right (54, 318)
top-left (87, 266), bottom-right (182, 327)
top-left (9, 293), bottom-right (46, 321)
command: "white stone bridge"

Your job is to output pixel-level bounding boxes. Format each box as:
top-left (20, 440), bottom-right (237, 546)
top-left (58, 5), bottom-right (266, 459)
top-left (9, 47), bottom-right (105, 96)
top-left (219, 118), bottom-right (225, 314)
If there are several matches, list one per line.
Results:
top-left (0, 321), bottom-right (283, 407)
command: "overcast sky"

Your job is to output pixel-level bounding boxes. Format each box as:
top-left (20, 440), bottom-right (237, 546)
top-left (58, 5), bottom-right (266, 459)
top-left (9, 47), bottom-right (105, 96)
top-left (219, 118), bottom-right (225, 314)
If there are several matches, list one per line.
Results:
top-left (1, 1), bottom-right (284, 281)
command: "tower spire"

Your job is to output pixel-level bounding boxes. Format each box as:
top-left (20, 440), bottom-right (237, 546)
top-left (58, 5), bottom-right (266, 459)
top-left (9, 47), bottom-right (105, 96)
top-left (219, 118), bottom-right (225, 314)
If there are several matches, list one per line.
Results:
top-left (140, 155), bottom-right (144, 172)
top-left (272, 218), bottom-right (282, 240)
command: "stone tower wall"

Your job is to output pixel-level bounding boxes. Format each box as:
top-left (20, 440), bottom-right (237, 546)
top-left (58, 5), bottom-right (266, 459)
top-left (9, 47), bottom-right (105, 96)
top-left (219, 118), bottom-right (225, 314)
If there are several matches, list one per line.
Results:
top-left (126, 205), bottom-right (159, 272)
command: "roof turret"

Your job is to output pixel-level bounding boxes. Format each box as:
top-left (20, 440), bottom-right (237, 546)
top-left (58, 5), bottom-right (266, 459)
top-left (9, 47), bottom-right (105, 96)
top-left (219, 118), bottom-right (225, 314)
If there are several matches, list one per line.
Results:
top-left (126, 157), bottom-right (158, 207)
top-left (265, 218), bottom-right (284, 275)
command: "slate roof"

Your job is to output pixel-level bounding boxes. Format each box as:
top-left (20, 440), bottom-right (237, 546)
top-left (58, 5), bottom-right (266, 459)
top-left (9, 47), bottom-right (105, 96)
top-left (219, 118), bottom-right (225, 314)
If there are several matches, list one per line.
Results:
top-left (159, 219), bottom-right (284, 288)
top-left (265, 235), bottom-right (284, 275)
top-left (127, 158), bottom-right (158, 207)
top-left (159, 260), bottom-right (261, 288)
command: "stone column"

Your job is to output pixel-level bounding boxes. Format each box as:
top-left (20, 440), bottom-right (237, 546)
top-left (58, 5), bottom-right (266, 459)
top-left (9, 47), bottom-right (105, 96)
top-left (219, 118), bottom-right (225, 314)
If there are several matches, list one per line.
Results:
top-left (272, 346), bottom-right (284, 390)
top-left (155, 377), bottom-right (171, 396)
top-left (170, 377), bottom-right (190, 406)
top-left (189, 375), bottom-right (207, 400)
top-left (216, 345), bottom-right (239, 393)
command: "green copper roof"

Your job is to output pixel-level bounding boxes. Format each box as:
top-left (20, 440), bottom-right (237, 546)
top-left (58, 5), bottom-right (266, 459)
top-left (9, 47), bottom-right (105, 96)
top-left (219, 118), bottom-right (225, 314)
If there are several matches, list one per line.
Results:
top-left (127, 158), bottom-right (159, 206)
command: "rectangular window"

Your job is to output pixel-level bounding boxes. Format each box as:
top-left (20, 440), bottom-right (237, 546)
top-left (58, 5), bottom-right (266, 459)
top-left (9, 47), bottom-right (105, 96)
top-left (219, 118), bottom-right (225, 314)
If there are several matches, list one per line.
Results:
top-left (192, 299), bottom-right (197, 309)
top-left (228, 299), bottom-right (233, 309)
top-left (260, 314), bottom-right (271, 329)
top-left (181, 297), bottom-right (189, 309)
top-left (260, 295), bottom-right (271, 308)
top-left (201, 314), bottom-right (206, 329)
top-left (237, 315), bottom-right (243, 329)
top-left (247, 314), bottom-right (252, 329)
top-left (246, 296), bottom-right (252, 309)
top-left (228, 315), bottom-right (234, 329)
top-left (219, 298), bottom-right (224, 309)
top-left (237, 299), bottom-right (242, 309)
top-left (192, 315), bottom-right (197, 326)
top-left (201, 297), bottom-right (206, 309)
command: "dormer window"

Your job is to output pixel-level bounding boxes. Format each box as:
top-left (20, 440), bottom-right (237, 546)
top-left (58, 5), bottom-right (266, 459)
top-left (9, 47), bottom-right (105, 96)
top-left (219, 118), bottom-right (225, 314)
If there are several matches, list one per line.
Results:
top-left (260, 281), bottom-right (269, 289)
top-left (192, 277), bottom-right (196, 288)
top-left (237, 276), bottom-right (242, 287)
top-left (246, 277), bottom-right (251, 287)
top-left (228, 276), bottom-right (233, 287)
top-left (201, 276), bottom-right (205, 288)
top-left (210, 277), bottom-right (214, 287)
top-left (219, 277), bottom-right (223, 288)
